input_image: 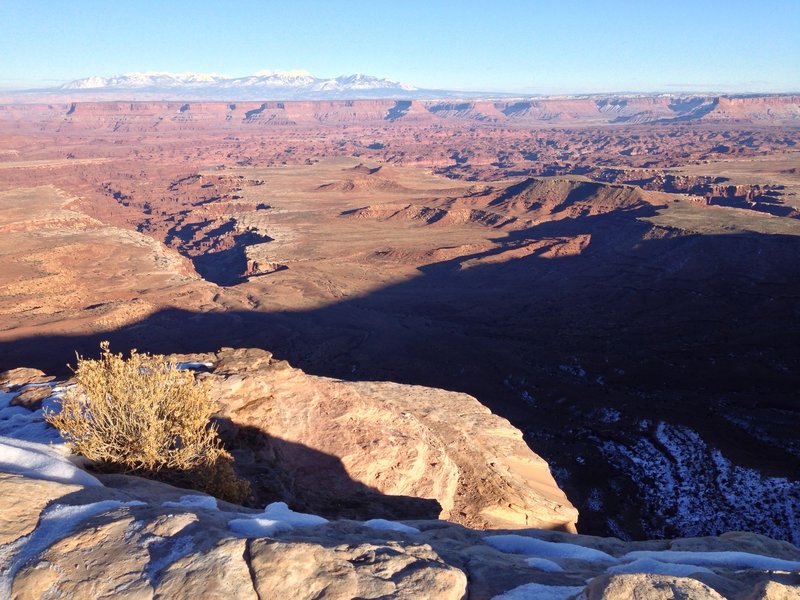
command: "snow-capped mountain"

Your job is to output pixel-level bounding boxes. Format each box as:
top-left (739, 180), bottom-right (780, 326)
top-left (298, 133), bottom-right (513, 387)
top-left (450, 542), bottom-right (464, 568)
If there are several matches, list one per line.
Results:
top-left (63, 72), bottom-right (227, 89)
top-left (57, 70), bottom-right (426, 100)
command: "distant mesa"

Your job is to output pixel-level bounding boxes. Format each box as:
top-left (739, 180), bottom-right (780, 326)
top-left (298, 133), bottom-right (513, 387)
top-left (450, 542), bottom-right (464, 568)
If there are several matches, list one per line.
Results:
top-left (2, 93), bottom-right (798, 127)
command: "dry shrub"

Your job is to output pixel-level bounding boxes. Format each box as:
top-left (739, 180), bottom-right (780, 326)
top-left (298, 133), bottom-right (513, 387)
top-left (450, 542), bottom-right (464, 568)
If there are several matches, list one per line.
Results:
top-left (45, 342), bottom-right (249, 504)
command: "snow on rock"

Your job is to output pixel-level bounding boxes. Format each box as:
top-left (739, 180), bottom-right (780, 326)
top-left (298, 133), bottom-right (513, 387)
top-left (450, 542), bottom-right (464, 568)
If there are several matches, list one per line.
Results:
top-left (176, 361), bottom-right (213, 371)
top-left (0, 436), bottom-right (101, 487)
top-left (491, 582), bottom-right (584, 600)
top-left (485, 534), bottom-right (618, 563)
top-left (621, 549), bottom-right (800, 572)
top-left (0, 499), bottom-right (144, 597)
top-left (162, 495), bottom-right (219, 511)
top-left (525, 557), bottom-right (565, 572)
top-left (362, 518), bottom-right (420, 534)
top-left (606, 557), bottom-right (713, 577)
top-left (143, 535), bottom-right (197, 581)
top-left (228, 501), bottom-right (329, 537)
top-left (1, 449), bottom-right (799, 598)
top-left (0, 389), bottom-right (62, 444)
top-left (0, 385), bottom-right (102, 488)
top-left (599, 421), bottom-right (800, 544)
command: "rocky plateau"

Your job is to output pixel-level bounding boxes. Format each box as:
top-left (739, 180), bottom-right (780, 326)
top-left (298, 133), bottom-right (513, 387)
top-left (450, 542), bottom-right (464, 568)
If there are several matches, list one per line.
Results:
top-left (1, 352), bottom-right (799, 599)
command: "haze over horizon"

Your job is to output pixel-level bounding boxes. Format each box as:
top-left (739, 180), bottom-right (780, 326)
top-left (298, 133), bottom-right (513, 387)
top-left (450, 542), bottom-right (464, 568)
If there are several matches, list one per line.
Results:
top-left (1, 0), bottom-right (798, 95)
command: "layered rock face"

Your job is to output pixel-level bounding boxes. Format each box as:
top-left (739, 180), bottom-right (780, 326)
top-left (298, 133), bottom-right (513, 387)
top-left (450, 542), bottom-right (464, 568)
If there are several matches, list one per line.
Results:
top-left (1, 95), bottom-right (798, 130)
top-left (196, 347), bottom-right (578, 532)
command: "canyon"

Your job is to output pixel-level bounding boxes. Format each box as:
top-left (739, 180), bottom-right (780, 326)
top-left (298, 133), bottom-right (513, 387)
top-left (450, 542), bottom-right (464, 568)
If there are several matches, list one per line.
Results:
top-left (0, 98), bottom-right (799, 549)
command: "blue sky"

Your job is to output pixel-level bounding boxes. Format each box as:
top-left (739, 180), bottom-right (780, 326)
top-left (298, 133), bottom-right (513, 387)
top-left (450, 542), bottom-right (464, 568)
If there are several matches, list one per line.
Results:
top-left (1, 0), bottom-right (798, 93)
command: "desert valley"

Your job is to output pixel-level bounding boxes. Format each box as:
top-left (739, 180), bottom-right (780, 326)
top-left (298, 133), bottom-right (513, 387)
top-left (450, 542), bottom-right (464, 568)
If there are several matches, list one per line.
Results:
top-left (1, 92), bottom-right (800, 598)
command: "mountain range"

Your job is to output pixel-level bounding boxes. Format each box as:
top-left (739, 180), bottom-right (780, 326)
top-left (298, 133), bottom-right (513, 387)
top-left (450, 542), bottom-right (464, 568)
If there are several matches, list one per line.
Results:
top-left (8, 71), bottom-right (798, 104)
top-left (48, 70), bottom-right (468, 100)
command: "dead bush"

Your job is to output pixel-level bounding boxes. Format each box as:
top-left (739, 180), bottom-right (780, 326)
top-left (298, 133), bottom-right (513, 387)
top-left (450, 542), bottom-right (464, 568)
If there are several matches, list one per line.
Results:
top-left (45, 342), bottom-right (249, 504)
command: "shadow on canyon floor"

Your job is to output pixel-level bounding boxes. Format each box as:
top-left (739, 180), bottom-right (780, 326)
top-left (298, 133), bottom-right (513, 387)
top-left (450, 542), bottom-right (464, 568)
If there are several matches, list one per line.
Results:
top-left (3, 209), bottom-right (800, 538)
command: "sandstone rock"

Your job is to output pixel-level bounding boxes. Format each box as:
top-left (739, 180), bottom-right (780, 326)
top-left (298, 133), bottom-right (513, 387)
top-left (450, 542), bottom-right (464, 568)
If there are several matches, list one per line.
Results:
top-left (155, 538), bottom-right (257, 599)
top-left (0, 473), bottom-right (80, 545)
top-left (248, 540), bottom-right (359, 599)
top-left (249, 539), bottom-right (467, 599)
top-left (141, 512), bottom-right (199, 538)
top-left (210, 346), bottom-right (275, 374)
top-left (244, 257), bottom-right (286, 277)
top-left (202, 347), bottom-right (578, 532)
top-left (0, 367), bottom-right (54, 389)
top-left (12, 512), bottom-right (152, 599)
top-left (2, 471), bottom-right (469, 599)
top-left (9, 385), bottom-right (52, 411)
top-left (9, 562), bottom-right (62, 600)
top-left (744, 580), bottom-right (800, 600)
top-left (352, 380), bottom-right (574, 531)
top-left (2, 471), bottom-right (799, 600)
top-left (580, 573), bottom-right (727, 600)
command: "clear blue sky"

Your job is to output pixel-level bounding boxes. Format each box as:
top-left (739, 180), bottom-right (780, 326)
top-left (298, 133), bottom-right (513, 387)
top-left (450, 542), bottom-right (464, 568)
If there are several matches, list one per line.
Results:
top-left (1, 0), bottom-right (798, 93)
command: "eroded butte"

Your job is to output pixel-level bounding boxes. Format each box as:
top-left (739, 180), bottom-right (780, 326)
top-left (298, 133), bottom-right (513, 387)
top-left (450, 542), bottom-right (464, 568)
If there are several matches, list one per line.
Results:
top-left (0, 99), bottom-right (799, 542)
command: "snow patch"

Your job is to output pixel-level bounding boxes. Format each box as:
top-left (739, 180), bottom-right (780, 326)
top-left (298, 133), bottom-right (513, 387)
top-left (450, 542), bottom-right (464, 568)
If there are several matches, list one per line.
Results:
top-left (622, 550), bottom-right (800, 572)
top-left (485, 535), bottom-right (618, 563)
top-left (597, 407), bottom-right (621, 424)
top-left (0, 388), bottom-right (62, 445)
top-left (362, 519), bottom-right (420, 534)
top-left (586, 488), bottom-right (603, 511)
top-left (144, 535), bottom-right (196, 580)
top-left (1, 383), bottom-right (102, 487)
top-left (607, 557), bottom-right (713, 576)
top-left (228, 502), bottom-right (328, 537)
top-left (176, 362), bottom-right (213, 371)
top-left (559, 364), bottom-right (586, 378)
top-left (599, 421), bottom-right (800, 543)
top-left (525, 557), bottom-right (565, 572)
top-left (162, 495), bottom-right (218, 511)
top-left (60, 71), bottom-right (419, 95)
top-left (0, 436), bottom-right (101, 487)
top-left (491, 582), bottom-right (584, 600)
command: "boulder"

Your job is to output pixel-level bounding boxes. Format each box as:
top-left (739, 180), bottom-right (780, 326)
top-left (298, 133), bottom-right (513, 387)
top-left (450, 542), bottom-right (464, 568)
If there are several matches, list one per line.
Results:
top-left (9, 386), bottom-right (52, 411)
top-left (581, 573), bottom-right (727, 599)
top-left (12, 513), bottom-right (153, 599)
top-left (154, 538), bottom-right (257, 600)
top-left (201, 347), bottom-right (578, 532)
top-left (0, 367), bottom-right (54, 389)
top-left (744, 580), bottom-right (800, 600)
top-left (248, 539), bottom-right (466, 600)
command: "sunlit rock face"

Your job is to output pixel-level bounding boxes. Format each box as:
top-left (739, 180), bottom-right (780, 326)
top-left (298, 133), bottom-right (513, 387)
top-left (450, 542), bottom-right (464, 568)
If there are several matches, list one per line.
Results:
top-left (193, 347), bottom-right (579, 532)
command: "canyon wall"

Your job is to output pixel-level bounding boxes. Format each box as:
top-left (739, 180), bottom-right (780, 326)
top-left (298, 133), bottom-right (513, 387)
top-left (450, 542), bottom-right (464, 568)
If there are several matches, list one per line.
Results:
top-left (1, 95), bottom-right (798, 130)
